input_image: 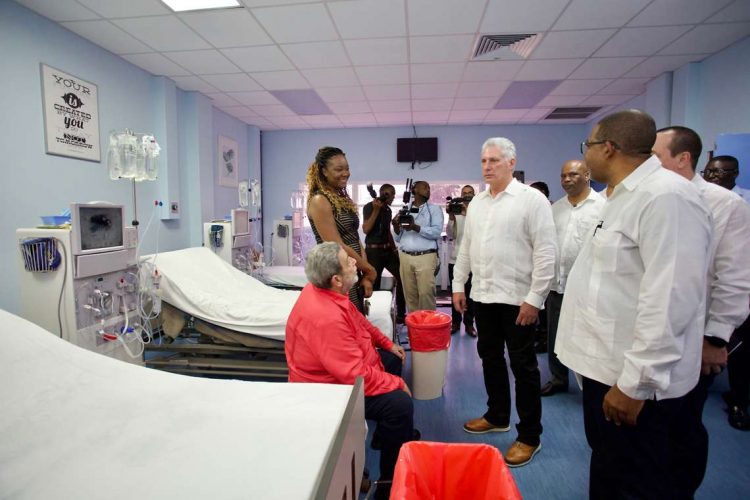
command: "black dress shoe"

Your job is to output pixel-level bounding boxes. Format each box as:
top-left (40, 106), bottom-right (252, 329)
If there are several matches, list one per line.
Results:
top-left (465, 324), bottom-right (477, 337)
top-left (451, 322), bottom-right (460, 334)
top-left (540, 381), bottom-right (568, 397)
top-left (728, 406), bottom-right (750, 430)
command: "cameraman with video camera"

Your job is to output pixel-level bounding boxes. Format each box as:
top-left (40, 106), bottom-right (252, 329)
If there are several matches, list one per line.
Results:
top-left (363, 184), bottom-right (407, 324)
top-left (446, 185), bottom-right (476, 336)
top-left (391, 180), bottom-right (444, 313)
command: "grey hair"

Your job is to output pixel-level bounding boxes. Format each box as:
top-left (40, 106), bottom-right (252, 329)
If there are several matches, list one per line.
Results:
top-left (305, 242), bottom-right (343, 289)
top-left (482, 137), bottom-right (517, 161)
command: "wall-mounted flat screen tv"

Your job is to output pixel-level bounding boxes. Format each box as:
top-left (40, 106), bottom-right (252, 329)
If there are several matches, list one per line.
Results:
top-left (397, 137), bottom-right (438, 163)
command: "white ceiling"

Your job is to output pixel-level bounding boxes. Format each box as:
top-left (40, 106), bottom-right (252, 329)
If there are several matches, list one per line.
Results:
top-left (17, 0), bottom-right (750, 130)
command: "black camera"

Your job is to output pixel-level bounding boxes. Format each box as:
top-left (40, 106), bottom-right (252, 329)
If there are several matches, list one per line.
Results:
top-left (398, 206), bottom-right (419, 226)
top-left (446, 196), bottom-right (471, 215)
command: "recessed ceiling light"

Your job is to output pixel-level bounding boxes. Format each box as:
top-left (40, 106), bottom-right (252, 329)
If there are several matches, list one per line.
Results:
top-left (162, 0), bottom-right (240, 12)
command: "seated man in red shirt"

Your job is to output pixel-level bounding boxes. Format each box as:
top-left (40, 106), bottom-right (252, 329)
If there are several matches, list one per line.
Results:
top-left (285, 241), bottom-right (415, 497)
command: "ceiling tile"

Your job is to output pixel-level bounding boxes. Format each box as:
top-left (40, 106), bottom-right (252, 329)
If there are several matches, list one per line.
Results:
top-left (339, 113), bottom-right (378, 126)
top-left (484, 109), bottom-right (528, 123)
top-left (531, 29), bottom-right (617, 59)
top-left (249, 104), bottom-right (295, 117)
top-left (226, 91), bottom-right (280, 105)
top-left (552, 0), bottom-right (651, 30)
top-left (412, 111), bottom-right (449, 123)
top-left (369, 100), bottom-right (411, 112)
top-left (411, 83), bottom-right (459, 99)
top-left (356, 65), bottom-right (409, 85)
top-left (623, 55), bottom-right (705, 78)
top-left (218, 105), bottom-right (258, 119)
top-left (482, 0), bottom-right (569, 32)
top-left (496, 80), bottom-right (562, 108)
top-left (61, 20), bottom-right (152, 54)
top-left (170, 75), bottom-right (218, 93)
top-left (536, 95), bottom-right (586, 107)
top-left (409, 0), bottom-right (486, 36)
top-left (453, 97), bottom-right (501, 110)
top-left (113, 16), bottom-right (210, 52)
top-left (205, 93), bottom-right (242, 107)
top-left (411, 63), bottom-right (465, 84)
top-left (242, 0), bottom-right (318, 7)
top-left (449, 109), bottom-right (489, 121)
top-left (271, 89), bottom-right (332, 115)
top-left (363, 85), bottom-right (411, 101)
top-left (179, 9), bottom-right (272, 48)
top-left (252, 4), bottom-right (337, 43)
top-left (581, 94), bottom-right (634, 106)
top-left (328, 101), bottom-right (373, 114)
top-left (515, 59), bottom-right (583, 80)
top-left (550, 79), bottom-right (613, 95)
top-left (522, 107), bottom-right (554, 121)
top-left (412, 98), bottom-right (454, 111)
top-left (251, 70), bottom-right (310, 90)
top-left (410, 35), bottom-right (474, 63)
top-left (706, 0), bottom-right (750, 22)
top-left (329, 0), bottom-right (406, 39)
top-left (76, 0), bottom-right (169, 17)
top-left (282, 41), bottom-right (350, 69)
top-left (268, 116), bottom-right (311, 128)
top-left (317, 86), bottom-right (367, 102)
top-left (660, 23), bottom-right (750, 55)
top-left (164, 49), bottom-right (241, 74)
top-left (302, 67), bottom-right (359, 88)
top-left (15, 0), bottom-right (99, 21)
top-left (594, 26), bottom-right (692, 57)
top-left (303, 115), bottom-right (344, 128)
top-left (597, 78), bottom-right (650, 95)
top-left (121, 53), bottom-right (191, 76)
top-left (462, 61), bottom-right (524, 82)
top-left (221, 46), bottom-right (293, 72)
top-left (344, 38), bottom-right (408, 65)
top-left (568, 57), bottom-right (645, 78)
top-left (457, 81), bottom-right (511, 97)
top-left (201, 73), bottom-right (262, 92)
top-left (628, 0), bottom-right (733, 26)
top-left (375, 112), bottom-right (412, 123)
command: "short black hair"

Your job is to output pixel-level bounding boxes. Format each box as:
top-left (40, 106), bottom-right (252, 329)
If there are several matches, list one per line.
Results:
top-left (379, 183), bottom-right (395, 193)
top-left (656, 126), bottom-right (703, 170)
top-left (530, 181), bottom-right (550, 198)
top-left (709, 155), bottom-right (739, 171)
top-left (596, 109), bottom-right (656, 157)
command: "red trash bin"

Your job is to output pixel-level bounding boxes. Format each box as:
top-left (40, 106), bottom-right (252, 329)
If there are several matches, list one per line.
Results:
top-left (390, 441), bottom-right (522, 500)
top-left (405, 311), bottom-right (451, 400)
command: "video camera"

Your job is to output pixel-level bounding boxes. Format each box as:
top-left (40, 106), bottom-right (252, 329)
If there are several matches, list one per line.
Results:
top-left (446, 196), bottom-right (472, 215)
top-left (398, 178), bottom-right (419, 226)
top-left (366, 183), bottom-right (388, 203)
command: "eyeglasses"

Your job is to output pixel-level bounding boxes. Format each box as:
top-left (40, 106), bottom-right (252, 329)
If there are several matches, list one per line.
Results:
top-left (580, 140), bottom-right (609, 154)
top-left (701, 168), bottom-right (738, 176)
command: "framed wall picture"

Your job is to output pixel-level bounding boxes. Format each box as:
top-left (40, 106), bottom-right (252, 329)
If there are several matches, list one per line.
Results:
top-left (40, 63), bottom-right (100, 162)
top-left (218, 135), bottom-right (239, 188)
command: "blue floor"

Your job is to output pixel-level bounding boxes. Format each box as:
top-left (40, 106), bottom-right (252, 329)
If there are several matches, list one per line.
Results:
top-left (365, 315), bottom-right (750, 499)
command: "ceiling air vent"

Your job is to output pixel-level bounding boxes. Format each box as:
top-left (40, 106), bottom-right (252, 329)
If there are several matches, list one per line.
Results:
top-left (473, 33), bottom-right (541, 61)
top-left (545, 107), bottom-right (602, 120)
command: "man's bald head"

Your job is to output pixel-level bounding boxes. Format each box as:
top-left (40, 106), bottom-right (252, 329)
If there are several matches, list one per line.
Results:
top-left (560, 160), bottom-right (590, 198)
top-left (594, 109), bottom-right (656, 158)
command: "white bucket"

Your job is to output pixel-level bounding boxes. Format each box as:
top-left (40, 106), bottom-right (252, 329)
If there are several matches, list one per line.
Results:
top-left (411, 349), bottom-right (449, 400)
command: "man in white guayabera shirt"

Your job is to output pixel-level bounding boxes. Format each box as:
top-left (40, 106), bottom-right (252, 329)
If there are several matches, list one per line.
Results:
top-left (556, 110), bottom-right (712, 499)
top-left (652, 125), bottom-right (750, 496)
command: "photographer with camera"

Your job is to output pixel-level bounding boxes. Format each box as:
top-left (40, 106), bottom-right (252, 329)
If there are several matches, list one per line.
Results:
top-left (362, 184), bottom-right (406, 324)
top-left (391, 181), bottom-right (444, 313)
top-left (447, 185), bottom-right (476, 336)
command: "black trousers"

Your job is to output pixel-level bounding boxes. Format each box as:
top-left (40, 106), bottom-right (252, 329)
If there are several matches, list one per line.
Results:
top-left (475, 302), bottom-right (542, 446)
top-left (366, 247), bottom-right (406, 319)
top-left (448, 263), bottom-right (474, 326)
top-left (545, 291), bottom-right (568, 384)
top-left (365, 351), bottom-right (413, 484)
top-left (728, 314), bottom-right (750, 408)
top-left (582, 377), bottom-right (697, 500)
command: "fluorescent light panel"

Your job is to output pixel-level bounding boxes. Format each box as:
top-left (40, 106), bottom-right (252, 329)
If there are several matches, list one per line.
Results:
top-left (162, 0), bottom-right (240, 12)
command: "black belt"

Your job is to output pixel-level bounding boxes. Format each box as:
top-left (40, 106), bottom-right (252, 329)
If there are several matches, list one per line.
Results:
top-left (401, 249), bottom-right (437, 256)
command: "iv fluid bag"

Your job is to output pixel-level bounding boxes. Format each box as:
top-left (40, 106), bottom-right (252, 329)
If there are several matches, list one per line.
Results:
top-left (108, 132), bottom-right (122, 180)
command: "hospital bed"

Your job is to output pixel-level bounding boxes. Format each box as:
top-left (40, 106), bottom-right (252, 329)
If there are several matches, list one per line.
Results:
top-left (145, 248), bottom-right (395, 377)
top-left (260, 265), bottom-right (394, 291)
top-left (0, 309), bottom-right (366, 500)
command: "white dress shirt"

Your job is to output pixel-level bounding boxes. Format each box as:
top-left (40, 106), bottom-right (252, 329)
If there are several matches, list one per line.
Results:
top-left (693, 174), bottom-right (750, 341)
top-left (552, 188), bottom-right (605, 293)
top-left (452, 178), bottom-right (556, 309)
top-left (732, 184), bottom-right (750, 204)
top-left (556, 156), bottom-right (713, 400)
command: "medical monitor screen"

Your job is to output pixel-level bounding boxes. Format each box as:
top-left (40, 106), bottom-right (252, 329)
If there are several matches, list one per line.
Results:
top-left (78, 206), bottom-right (124, 251)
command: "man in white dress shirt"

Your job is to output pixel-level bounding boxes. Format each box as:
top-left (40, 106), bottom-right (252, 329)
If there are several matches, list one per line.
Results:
top-left (703, 155), bottom-right (750, 203)
top-left (452, 137), bottom-right (556, 467)
top-left (555, 110), bottom-right (713, 498)
top-left (540, 160), bottom-right (604, 397)
top-left (652, 125), bottom-right (750, 495)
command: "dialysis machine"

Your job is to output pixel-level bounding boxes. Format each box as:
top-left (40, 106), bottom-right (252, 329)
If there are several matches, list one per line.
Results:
top-left (203, 208), bottom-right (254, 272)
top-left (17, 203), bottom-right (143, 364)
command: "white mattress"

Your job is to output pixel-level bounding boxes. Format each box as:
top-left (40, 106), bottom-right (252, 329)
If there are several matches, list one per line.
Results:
top-left (149, 248), bottom-right (394, 341)
top-left (0, 309), bottom-right (356, 499)
top-left (262, 265), bottom-right (394, 291)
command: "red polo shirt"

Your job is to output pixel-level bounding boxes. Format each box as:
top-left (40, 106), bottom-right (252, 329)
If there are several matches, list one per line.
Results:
top-left (285, 284), bottom-right (403, 396)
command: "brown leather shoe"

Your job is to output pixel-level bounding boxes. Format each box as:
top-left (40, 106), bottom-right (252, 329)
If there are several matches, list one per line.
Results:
top-left (463, 417), bottom-right (510, 434)
top-left (465, 324), bottom-right (477, 337)
top-left (505, 441), bottom-right (541, 467)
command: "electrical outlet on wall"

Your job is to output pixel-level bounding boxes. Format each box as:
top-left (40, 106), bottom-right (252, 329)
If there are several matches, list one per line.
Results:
top-left (170, 201), bottom-right (179, 215)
